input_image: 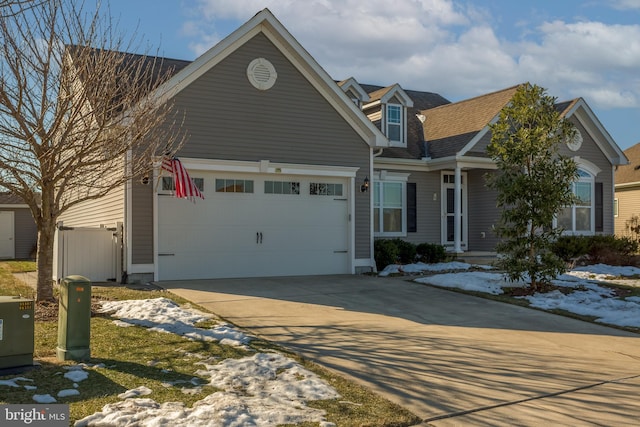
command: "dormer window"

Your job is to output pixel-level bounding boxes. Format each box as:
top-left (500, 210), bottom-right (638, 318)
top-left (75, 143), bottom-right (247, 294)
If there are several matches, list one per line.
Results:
top-left (386, 104), bottom-right (402, 142)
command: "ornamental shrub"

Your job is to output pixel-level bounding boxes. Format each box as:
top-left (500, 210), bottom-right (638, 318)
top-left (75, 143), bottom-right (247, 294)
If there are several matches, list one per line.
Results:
top-left (416, 242), bottom-right (447, 263)
top-left (374, 239), bottom-right (399, 271)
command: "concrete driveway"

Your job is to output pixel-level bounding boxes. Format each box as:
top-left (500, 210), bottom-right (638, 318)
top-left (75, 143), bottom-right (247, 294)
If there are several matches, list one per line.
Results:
top-left (160, 275), bottom-right (640, 426)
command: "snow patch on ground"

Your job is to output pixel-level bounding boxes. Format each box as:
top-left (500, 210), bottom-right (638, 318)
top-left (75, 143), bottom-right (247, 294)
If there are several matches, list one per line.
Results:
top-left (75, 351), bottom-right (339, 426)
top-left (567, 264), bottom-right (640, 280)
top-left (378, 261), bottom-right (492, 277)
top-left (99, 298), bottom-right (252, 347)
top-left (72, 299), bottom-right (341, 426)
top-left (417, 263), bottom-right (640, 327)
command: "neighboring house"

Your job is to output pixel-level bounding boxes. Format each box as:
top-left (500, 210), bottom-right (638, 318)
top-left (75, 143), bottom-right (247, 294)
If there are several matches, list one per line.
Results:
top-left (56, 9), bottom-right (627, 283)
top-left (0, 193), bottom-right (37, 260)
top-left (614, 142), bottom-right (640, 237)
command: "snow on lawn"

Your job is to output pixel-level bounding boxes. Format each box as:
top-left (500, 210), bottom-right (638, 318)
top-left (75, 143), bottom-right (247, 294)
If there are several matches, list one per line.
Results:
top-left (378, 261), bottom-right (493, 277)
top-left (72, 298), bottom-right (340, 426)
top-left (77, 352), bottom-right (341, 427)
top-left (1, 298), bottom-right (340, 426)
top-left (99, 297), bottom-right (252, 347)
top-left (565, 264), bottom-right (640, 281)
top-left (413, 262), bottom-right (640, 328)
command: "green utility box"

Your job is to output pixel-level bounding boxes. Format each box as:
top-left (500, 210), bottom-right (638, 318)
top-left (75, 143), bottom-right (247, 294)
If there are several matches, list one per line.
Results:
top-left (0, 296), bottom-right (34, 369)
top-left (57, 275), bottom-right (91, 361)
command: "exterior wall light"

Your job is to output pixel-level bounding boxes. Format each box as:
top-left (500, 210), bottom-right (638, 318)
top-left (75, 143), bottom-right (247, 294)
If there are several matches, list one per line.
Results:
top-left (360, 176), bottom-right (369, 193)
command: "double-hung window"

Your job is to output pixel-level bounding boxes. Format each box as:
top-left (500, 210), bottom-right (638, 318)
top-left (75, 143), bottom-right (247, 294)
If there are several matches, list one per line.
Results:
top-left (557, 169), bottom-right (594, 234)
top-left (374, 173), bottom-right (408, 236)
top-left (386, 104), bottom-right (402, 143)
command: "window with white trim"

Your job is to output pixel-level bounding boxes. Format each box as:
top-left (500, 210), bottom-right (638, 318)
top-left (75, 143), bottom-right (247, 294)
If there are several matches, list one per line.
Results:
top-left (310, 182), bottom-right (343, 196)
top-left (374, 175), bottom-right (408, 236)
top-left (162, 177), bottom-right (204, 192)
top-left (265, 180), bottom-right (300, 195)
top-left (215, 179), bottom-right (253, 193)
top-left (386, 104), bottom-right (402, 143)
top-left (557, 169), bottom-right (594, 234)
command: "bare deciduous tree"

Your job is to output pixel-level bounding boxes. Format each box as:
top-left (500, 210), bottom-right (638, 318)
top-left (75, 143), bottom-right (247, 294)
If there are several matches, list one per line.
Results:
top-left (0, 0), bottom-right (44, 17)
top-left (0, 0), bottom-right (183, 301)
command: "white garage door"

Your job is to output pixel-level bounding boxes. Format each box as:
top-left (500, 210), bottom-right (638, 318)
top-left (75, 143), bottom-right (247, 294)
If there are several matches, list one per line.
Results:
top-left (157, 171), bottom-right (350, 280)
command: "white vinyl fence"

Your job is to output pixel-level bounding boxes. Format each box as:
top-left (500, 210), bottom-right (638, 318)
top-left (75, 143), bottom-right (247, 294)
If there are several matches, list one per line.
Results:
top-left (54, 224), bottom-right (121, 283)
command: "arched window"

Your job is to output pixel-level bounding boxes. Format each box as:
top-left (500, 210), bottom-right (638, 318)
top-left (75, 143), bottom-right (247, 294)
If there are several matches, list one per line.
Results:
top-left (557, 168), bottom-right (595, 234)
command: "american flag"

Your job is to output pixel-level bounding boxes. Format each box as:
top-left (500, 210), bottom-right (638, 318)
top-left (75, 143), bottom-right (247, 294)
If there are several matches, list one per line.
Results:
top-left (161, 157), bottom-right (204, 201)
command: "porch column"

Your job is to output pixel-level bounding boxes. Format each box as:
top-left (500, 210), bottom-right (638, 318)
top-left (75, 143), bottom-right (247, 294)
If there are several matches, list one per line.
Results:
top-left (454, 166), bottom-right (462, 253)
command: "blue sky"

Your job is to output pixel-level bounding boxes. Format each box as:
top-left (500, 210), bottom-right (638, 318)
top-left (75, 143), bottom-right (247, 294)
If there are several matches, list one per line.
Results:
top-left (104, 0), bottom-right (640, 150)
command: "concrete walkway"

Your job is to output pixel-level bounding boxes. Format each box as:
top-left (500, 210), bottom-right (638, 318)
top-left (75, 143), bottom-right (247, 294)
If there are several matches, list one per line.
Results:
top-left (159, 275), bottom-right (640, 426)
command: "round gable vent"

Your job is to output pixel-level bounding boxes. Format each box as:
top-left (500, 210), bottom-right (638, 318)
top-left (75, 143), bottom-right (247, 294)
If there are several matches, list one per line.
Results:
top-left (247, 58), bottom-right (277, 90)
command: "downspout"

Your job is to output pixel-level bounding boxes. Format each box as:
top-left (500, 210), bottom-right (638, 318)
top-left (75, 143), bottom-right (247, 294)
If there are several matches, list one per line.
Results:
top-left (416, 114), bottom-right (430, 160)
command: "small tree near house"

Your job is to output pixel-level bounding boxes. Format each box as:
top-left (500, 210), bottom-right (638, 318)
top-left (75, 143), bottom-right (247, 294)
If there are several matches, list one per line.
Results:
top-left (0, 0), bottom-right (184, 301)
top-left (486, 84), bottom-right (578, 291)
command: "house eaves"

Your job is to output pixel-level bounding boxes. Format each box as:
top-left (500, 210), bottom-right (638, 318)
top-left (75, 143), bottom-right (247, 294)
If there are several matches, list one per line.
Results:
top-left (151, 8), bottom-right (387, 149)
top-left (615, 181), bottom-right (640, 189)
top-left (374, 154), bottom-right (497, 172)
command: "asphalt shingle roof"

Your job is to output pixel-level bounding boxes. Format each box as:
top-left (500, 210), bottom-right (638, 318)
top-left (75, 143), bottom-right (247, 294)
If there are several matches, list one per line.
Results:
top-left (422, 85), bottom-right (521, 144)
top-left (616, 143), bottom-right (640, 185)
top-left (0, 192), bottom-right (26, 204)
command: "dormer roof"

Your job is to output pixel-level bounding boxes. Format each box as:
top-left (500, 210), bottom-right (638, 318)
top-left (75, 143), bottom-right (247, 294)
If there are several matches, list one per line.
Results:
top-left (338, 77), bottom-right (370, 103)
top-left (364, 84), bottom-right (414, 108)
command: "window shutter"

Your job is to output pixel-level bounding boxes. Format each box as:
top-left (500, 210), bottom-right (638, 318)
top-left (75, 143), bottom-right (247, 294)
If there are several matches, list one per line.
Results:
top-left (407, 183), bottom-right (417, 232)
top-left (595, 182), bottom-right (603, 232)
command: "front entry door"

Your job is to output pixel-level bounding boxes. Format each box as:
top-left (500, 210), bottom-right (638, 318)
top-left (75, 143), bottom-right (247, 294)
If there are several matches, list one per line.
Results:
top-left (441, 173), bottom-right (467, 250)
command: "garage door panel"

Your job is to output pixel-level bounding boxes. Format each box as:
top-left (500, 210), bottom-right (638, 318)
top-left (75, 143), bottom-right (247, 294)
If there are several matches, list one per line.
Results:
top-left (158, 172), bottom-right (350, 280)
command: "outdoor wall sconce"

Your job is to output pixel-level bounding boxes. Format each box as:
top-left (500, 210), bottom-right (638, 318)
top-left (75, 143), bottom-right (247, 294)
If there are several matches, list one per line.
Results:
top-left (360, 176), bottom-right (369, 193)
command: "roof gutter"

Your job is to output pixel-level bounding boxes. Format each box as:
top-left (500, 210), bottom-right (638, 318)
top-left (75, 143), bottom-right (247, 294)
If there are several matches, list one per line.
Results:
top-left (615, 181), bottom-right (640, 189)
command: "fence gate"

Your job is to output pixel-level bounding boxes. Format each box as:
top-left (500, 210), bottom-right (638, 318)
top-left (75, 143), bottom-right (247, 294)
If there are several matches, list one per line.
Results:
top-left (54, 225), bottom-right (121, 283)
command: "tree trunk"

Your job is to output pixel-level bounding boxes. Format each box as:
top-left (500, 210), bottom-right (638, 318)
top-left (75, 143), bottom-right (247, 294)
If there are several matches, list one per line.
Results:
top-left (36, 219), bottom-right (56, 302)
top-left (528, 227), bottom-right (538, 292)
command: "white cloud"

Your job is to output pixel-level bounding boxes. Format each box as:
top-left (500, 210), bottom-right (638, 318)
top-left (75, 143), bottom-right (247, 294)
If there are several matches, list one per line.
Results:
top-left (610, 0), bottom-right (640, 10)
top-left (183, 0), bottom-right (640, 111)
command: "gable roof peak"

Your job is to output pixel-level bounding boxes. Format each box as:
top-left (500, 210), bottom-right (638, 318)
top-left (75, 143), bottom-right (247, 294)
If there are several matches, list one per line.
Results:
top-left (365, 83), bottom-right (414, 107)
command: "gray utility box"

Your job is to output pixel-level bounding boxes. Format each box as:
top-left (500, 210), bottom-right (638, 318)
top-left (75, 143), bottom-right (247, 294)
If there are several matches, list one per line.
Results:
top-left (0, 296), bottom-right (34, 369)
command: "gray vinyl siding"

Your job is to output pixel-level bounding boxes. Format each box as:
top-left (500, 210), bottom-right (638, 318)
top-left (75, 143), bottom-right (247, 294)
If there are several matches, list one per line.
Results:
top-left (131, 179), bottom-right (154, 264)
top-left (0, 208), bottom-right (37, 259)
top-left (560, 118), bottom-right (615, 234)
top-left (404, 171), bottom-right (440, 245)
top-left (467, 170), bottom-right (500, 251)
top-left (131, 33), bottom-right (372, 263)
top-left (614, 187), bottom-right (640, 237)
top-left (371, 170), bottom-right (440, 246)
